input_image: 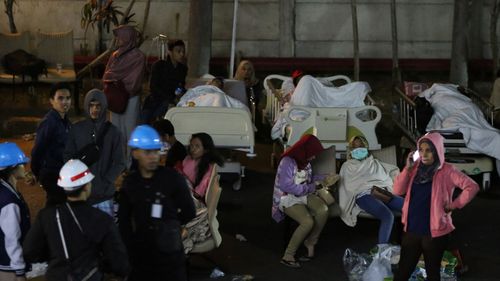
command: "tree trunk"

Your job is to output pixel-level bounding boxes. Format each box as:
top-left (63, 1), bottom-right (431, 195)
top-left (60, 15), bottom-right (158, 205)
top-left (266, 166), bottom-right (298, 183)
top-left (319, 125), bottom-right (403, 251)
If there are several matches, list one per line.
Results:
top-left (351, 0), bottom-right (359, 81)
top-left (4, 0), bottom-right (17, 33)
top-left (449, 0), bottom-right (469, 87)
top-left (187, 0), bottom-right (213, 78)
top-left (491, 0), bottom-right (500, 81)
top-left (390, 0), bottom-right (401, 87)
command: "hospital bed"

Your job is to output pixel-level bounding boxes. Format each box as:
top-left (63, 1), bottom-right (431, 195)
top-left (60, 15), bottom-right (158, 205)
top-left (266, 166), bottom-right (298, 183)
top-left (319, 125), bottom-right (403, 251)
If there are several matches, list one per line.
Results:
top-left (393, 85), bottom-right (496, 191)
top-left (164, 79), bottom-right (255, 190)
top-left (263, 74), bottom-right (381, 160)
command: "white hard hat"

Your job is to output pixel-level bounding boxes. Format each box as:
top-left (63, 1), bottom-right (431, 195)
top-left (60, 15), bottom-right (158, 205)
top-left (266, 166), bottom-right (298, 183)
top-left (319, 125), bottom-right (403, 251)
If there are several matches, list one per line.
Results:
top-left (58, 159), bottom-right (94, 190)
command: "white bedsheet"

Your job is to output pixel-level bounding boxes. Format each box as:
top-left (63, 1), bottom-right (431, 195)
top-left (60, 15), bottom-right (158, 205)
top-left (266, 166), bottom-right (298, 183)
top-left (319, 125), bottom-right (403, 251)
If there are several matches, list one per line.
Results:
top-left (290, 75), bottom-right (369, 107)
top-left (421, 83), bottom-right (500, 160)
top-left (271, 76), bottom-right (371, 140)
top-left (177, 85), bottom-right (250, 114)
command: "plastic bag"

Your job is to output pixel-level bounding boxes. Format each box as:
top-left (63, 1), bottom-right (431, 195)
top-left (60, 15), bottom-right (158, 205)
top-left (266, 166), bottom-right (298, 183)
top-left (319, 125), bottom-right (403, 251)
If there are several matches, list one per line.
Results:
top-left (343, 248), bottom-right (371, 281)
top-left (362, 244), bottom-right (394, 281)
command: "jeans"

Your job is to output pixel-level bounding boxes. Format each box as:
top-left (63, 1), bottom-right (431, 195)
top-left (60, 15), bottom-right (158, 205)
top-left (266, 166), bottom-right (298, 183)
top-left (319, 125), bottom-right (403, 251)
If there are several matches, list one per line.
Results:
top-left (356, 194), bottom-right (404, 244)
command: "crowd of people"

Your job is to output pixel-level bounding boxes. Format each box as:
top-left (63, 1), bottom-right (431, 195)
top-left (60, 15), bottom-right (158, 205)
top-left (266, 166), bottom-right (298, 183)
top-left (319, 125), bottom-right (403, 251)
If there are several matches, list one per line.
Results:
top-left (0, 23), bottom-right (485, 281)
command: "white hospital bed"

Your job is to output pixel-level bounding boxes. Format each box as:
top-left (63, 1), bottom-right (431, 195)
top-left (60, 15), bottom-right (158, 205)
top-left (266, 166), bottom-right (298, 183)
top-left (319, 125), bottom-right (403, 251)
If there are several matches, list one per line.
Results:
top-left (264, 74), bottom-right (381, 159)
top-left (393, 85), bottom-right (496, 190)
top-left (164, 79), bottom-right (255, 190)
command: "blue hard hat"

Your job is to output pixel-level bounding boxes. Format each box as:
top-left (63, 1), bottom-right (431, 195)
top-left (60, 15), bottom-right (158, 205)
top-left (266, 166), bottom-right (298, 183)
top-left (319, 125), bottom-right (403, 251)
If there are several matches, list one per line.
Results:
top-left (0, 142), bottom-right (30, 169)
top-left (128, 125), bottom-right (162, 150)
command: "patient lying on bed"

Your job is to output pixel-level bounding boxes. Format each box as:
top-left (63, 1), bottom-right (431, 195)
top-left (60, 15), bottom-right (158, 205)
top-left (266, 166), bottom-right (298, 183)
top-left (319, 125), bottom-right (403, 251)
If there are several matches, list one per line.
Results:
top-left (271, 75), bottom-right (371, 140)
top-left (177, 77), bottom-right (250, 114)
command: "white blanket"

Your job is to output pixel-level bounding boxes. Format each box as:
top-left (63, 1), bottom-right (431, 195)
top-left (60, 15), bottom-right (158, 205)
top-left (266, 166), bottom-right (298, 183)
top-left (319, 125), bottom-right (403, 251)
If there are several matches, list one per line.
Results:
top-left (271, 76), bottom-right (371, 140)
top-left (421, 83), bottom-right (500, 160)
top-left (338, 155), bottom-right (399, 227)
top-left (177, 85), bottom-right (250, 114)
top-left (290, 75), bottom-right (369, 107)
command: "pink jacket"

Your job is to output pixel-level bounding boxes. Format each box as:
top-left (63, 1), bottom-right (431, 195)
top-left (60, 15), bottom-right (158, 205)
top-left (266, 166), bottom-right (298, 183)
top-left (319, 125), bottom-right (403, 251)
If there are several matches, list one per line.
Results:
top-left (393, 133), bottom-right (479, 237)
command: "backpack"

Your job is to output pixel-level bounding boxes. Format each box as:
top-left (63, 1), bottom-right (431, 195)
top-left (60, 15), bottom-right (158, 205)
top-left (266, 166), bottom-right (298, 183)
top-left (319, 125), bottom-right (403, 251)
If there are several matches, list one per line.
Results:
top-left (2, 49), bottom-right (47, 81)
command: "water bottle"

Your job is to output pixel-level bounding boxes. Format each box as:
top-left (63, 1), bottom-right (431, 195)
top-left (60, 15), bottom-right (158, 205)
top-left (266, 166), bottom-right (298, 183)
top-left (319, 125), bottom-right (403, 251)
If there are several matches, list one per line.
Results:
top-left (175, 87), bottom-right (184, 96)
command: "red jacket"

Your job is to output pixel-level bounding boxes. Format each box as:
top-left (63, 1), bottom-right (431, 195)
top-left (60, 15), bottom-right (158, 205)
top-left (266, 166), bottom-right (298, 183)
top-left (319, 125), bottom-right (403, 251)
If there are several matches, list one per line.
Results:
top-left (393, 133), bottom-right (479, 237)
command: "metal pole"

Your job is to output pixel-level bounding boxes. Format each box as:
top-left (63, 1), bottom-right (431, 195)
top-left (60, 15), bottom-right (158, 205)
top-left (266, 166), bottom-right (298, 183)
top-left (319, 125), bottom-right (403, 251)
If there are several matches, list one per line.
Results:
top-left (229, 0), bottom-right (239, 79)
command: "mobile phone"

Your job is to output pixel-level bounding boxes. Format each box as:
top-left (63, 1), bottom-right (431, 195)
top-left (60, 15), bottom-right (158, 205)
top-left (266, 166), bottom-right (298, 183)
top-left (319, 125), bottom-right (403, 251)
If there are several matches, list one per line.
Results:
top-left (412, 151), bottom-right (420, 162)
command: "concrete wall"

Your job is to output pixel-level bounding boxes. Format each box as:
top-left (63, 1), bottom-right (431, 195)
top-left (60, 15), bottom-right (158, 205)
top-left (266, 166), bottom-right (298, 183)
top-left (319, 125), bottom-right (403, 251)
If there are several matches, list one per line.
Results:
top-left (0, 0), bottom-right (496, 59)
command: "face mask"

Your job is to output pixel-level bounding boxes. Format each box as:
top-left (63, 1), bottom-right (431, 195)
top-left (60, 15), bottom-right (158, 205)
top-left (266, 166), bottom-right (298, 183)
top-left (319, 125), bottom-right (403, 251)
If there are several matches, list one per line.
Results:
top-left (351, 147), bottom-right (368, 160)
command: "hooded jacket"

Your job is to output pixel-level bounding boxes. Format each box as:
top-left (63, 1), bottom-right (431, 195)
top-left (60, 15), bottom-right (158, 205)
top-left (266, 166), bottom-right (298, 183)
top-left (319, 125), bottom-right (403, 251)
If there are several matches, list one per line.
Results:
top-left (64, 89), bottom-right (125, 205)
top-left (393, 132), bottom-right (479, 237)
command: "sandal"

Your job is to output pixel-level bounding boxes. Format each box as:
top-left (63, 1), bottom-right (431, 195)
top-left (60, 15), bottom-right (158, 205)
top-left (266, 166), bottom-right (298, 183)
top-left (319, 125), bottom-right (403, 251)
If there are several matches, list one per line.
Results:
top-left (280, 259), bottom-right (301, 268)
top-left (298, 255), bottom-right (315, 262)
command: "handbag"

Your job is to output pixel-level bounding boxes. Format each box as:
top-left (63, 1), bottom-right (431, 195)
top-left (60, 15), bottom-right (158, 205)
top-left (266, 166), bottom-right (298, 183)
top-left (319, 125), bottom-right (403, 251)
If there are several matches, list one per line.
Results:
top-left (103, 80), bottom-right (129, 114)
top-left (317, 186), bottom-right (335, 206)
top-left (371, 186), bottom-right (394, 204)
top-left (73, 122), bottom-right (111, 166)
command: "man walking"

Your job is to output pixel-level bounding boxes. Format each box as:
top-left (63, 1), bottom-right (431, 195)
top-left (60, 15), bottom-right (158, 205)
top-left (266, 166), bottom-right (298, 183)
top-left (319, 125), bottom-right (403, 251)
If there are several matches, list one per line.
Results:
top-left (64, 89), bottom-right (125, 216)
top-left (118, 125), bottom-right (195, 281)
top-left (30, 82), bottom-right (72, 205)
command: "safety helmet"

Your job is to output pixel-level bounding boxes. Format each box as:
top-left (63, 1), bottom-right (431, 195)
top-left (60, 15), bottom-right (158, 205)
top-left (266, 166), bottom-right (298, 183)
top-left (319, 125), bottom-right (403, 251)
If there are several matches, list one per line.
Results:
top-left (0, 142), bottom-right (29, 170)
top-left (128, 125), bottom-right (162, 150)
top-left (57, 159), bottom-right (94, 190)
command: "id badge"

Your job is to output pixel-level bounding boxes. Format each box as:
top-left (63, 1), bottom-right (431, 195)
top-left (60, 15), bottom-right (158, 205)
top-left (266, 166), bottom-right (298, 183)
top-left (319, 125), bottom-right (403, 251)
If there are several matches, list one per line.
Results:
top-left (151, 203), bottom-right (163, 218)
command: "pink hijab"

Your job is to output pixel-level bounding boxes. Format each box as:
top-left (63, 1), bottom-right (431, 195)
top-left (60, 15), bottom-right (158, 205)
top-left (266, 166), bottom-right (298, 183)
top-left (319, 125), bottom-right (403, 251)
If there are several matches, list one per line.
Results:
top-left (103, 25), bottom-right (146, 96)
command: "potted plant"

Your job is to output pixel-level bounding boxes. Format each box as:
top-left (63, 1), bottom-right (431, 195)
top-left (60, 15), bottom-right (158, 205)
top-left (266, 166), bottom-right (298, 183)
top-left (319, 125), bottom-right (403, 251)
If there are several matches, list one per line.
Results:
top-left (80, 0), bottom-right (134, 55)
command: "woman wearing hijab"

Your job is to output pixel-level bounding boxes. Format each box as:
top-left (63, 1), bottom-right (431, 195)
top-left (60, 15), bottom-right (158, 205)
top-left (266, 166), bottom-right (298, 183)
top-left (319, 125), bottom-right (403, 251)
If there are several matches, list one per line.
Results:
top-left (234, 60), bottom-right (263, 122)
top-left (393, 132), bottom-right (479, 281)
top-left (338, 136), bottom-right (404, 245)
top-left (271, 134), bottom-right (332, 268)
top-left (103, 25), bottom-right (146, 168)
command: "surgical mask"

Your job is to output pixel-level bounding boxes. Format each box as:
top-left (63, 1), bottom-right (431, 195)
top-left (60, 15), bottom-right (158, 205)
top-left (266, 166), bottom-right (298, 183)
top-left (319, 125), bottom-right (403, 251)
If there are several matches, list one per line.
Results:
top-left (351, 147), bottom-right (368, 160)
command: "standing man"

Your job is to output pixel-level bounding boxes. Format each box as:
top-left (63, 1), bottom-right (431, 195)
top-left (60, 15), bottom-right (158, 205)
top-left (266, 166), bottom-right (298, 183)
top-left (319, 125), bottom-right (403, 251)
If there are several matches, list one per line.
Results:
top-left (152, 119), bottom-right (186, 169)
top-left (23, 159), bottom-right (130, 280)
top-left (64, 89), bottom-right (125, 216)
top-left (142, 39), bottom-right (188, 123)
top-left (118, 125), bottom-right (195, 281)
top-left (103, 25), bottom-right (146, 168)
top-left (30, 82), bottom-right (72, 205)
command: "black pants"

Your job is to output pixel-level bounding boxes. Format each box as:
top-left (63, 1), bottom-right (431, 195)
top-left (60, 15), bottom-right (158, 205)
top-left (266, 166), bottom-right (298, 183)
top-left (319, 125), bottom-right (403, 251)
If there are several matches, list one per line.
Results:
top-left (394, 232), bottom-right (449, 281)
top-left (129, 250), bottom-right (187, 281)
top-left (39, 171), bottom-right (66, 206)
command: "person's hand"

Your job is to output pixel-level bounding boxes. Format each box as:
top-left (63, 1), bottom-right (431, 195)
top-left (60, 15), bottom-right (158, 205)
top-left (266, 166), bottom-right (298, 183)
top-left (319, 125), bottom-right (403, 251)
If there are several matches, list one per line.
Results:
top-left (406, 151), bottom-right (416, 171)
top-left (444, 204), bottom-right (454, 213)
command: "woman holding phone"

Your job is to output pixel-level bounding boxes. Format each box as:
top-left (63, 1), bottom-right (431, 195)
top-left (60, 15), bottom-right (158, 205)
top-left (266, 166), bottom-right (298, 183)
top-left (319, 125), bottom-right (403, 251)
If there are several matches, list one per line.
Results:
top-left (393, 132), bottom-right (479, 281)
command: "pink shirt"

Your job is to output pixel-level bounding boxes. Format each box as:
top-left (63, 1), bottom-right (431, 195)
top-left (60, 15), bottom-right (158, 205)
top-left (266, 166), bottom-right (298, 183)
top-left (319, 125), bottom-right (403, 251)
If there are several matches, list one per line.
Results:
top-left (181, 156), bottom-right (214, 199)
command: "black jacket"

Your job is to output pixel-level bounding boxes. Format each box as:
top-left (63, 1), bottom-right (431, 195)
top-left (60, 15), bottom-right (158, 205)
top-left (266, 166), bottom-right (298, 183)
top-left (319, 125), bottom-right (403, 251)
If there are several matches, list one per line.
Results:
top-left (118, 167), bottom-right (195, 259)
top-left (149, 57), bottom-right (188, 104)
top-left (23, 201), bottom-right (130, 280)
top-left (31, 109), bottom-right (71, 177)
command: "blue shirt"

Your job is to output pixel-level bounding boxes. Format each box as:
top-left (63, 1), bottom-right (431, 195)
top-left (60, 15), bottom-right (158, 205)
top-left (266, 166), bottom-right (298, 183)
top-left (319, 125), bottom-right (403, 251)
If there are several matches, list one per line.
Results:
top-left (31, 109), bottom-right (71, 177)
top-left (407, 181), bottom-right (433, 235)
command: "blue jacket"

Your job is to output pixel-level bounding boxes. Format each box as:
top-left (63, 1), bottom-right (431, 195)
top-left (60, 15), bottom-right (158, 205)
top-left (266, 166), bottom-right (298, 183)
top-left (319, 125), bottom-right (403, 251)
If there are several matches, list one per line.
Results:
top-left (31, 109), bottom-right (71, 177)
top-left (0, 179), bottom-right (31, 276)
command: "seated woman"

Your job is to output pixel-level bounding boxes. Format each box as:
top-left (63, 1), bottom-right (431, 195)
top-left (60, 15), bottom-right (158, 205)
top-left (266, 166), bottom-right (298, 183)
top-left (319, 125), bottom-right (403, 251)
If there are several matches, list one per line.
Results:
top-left (271, 134), bottom-right (336, 268)
top-left (179, 132), bottom-right (224, 253)
top-left (338, 136), bottom-right (404, 245)
top-left (177, 77), bottom-right (250, 113)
